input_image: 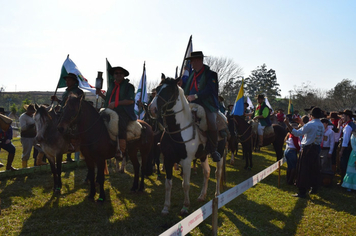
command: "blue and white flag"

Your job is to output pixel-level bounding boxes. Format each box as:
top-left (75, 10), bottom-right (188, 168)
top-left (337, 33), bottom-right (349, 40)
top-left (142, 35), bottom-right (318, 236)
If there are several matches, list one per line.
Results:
top-left (180, 35), bottom-right (193, 87)
top-left (232, 79), bottom-right (244, 116)
top-left (134, 62), bottom-right (148, 120)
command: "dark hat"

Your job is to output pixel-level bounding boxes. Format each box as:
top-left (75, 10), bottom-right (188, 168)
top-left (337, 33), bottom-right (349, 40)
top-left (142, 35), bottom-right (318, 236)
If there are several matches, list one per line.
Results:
top-left (257, 94), bottom-right (265, 100)
top-left (0, 107), bottom-right (5, 114)
top-left (218, 96), bottom-right (224, 101)
top-left (24, 104), bottom-right (36, 113)
top-left (339, 109), bottom-right (355, 118)
top-left (304, 106), bottom-right (315, 112)
top-left (327, 112), bottom-right (339, 119)
top-left (320, 118), bottom-right (329, 124)
top-left (109, 66), bottom-right (129, 76)
top-left (310, 107), bottom-right (324, 118)
top-left (185, 51), bottom-right (205, 60)
top-left (63, 73), bottom-right (78, 81)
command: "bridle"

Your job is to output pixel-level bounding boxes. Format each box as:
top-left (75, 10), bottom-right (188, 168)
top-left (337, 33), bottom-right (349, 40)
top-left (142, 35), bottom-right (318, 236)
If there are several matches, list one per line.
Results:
top-left (155, 86), bottom-right (195, 144)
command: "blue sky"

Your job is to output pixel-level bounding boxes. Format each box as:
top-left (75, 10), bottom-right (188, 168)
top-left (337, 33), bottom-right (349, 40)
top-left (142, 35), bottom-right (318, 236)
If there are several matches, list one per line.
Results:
top-left (1, 0), bottom-right (355, 98)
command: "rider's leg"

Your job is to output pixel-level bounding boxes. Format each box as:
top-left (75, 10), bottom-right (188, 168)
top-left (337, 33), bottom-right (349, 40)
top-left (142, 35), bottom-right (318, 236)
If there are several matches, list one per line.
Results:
top-left (257, 124), bottom-right (264, 147)
top-left (205, 110), bottom-right (220, 162)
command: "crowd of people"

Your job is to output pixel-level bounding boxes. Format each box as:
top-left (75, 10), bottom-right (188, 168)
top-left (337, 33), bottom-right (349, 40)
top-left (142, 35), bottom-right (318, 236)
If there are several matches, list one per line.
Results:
top-left (1, 50), bottom-right (355, 197)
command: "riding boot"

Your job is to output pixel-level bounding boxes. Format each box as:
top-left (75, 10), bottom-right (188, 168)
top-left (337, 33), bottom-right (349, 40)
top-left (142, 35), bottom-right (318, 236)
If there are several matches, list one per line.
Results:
top-left (36, 152), bottom-right (47, 166)
top-left (206, 131), bottom-right (220, 162)
top-left (22, 160), bottom-right (28, 168)
top-left (258, 135), bottom-right (264, 147)
top-left (6, 153), bottom-right (18, 171)
top-left (286, 169), bottom-right (291, 183)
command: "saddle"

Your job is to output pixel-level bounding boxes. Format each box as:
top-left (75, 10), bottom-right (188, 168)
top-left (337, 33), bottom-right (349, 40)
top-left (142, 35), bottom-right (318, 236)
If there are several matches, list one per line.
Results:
top-left (100, 108), bottom-right (142, 142)
top-left (189, 103), bottom-right (229, 141)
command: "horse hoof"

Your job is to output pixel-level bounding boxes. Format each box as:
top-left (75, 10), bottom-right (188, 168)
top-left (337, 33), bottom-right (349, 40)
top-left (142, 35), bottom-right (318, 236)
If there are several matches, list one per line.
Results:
top-left (197, 197), bottom-right (205, 202)
top-left (180, 209), bottom-right (189, 216)
top-left (88, 196), bottom-right (95, 202)
top-left (161, 209), bottom-right (169, 215)
top-left (53, 188), bottom-right (61, 194)
top-left (230, 160), bottom-right (234, 165)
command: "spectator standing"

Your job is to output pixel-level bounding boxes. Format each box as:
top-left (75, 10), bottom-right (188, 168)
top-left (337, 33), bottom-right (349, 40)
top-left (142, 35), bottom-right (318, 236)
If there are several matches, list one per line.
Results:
top-left (284, 122), bottom-right (300, 185)
top-left (0, 108), bottom-right (17, 171)
top-left (285, 107), bottom-right (324, 198)
top-left (19, 104), bottom-right (37, 168)
top-left (338, 110), bottom-right (356, 185)
top-left (341, 128), bottom-right (356, 191)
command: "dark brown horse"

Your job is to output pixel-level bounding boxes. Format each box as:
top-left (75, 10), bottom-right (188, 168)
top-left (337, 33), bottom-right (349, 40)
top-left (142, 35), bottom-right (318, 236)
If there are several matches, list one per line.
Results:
top-left (57, 94), bottom-right (153, 202)
top-left (233, 115), bottom-right (287, 170)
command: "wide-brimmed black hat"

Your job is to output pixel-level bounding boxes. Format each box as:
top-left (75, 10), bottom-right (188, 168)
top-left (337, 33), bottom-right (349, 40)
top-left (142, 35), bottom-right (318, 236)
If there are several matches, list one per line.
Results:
top-left (63, 73), bottom-right (78, 81)
top-left (109, 66), bottom-right (129, 76)
top-left (185, 51), bottom-right (205, 60)
top-left (304, 106), bottom-right (315, 112)
top-left (327, 112), bottom-right (340, 119)
top-left (310, 107), bottom-right (324, 118)
top-left (24, 104), bottom-right (36, 113)
top-left (339, 109), bottom-right (355, 118)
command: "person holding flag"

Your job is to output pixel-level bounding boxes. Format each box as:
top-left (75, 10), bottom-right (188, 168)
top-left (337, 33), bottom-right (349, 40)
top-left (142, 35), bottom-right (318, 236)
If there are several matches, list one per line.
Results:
top-left (51, 73), bottom-right (84, 107)
top-left (184, 51), bottom-right (221, 162)
top-left (96, 66), bottom-right (136, 159)
top-left (253, 94), bottom-right (272, 148)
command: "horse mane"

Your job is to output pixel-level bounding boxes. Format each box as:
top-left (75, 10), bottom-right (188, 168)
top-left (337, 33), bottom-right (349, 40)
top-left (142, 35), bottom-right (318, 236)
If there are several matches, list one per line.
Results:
top-left (177, 86), bottom-right (191, 120)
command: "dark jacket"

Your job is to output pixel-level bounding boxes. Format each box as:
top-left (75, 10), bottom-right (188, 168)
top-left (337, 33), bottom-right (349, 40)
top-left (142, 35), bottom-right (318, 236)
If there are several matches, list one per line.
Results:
top-left (183, 65), bottom-right (219, 112)
top-left (258, 102), bottom-right (272, 127)
top-left (105, 79), bottom-right (137, 121)
top-left (61, 85), bottom-right (84, 107)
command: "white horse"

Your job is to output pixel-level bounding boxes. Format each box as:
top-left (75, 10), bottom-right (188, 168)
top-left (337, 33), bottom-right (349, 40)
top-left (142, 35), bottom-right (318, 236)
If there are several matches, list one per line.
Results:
top-left (149, 77), bottom-right (226, 215)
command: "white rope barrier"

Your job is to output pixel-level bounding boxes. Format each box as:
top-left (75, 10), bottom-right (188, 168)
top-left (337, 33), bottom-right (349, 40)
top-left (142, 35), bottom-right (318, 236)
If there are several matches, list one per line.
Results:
top-left (160, 157), bottom-right (286, 236)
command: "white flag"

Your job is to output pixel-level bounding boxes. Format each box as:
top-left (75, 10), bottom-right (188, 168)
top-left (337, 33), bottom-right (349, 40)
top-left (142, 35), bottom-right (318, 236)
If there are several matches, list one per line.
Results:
top-left (134, 63), bottom-right (148, 120)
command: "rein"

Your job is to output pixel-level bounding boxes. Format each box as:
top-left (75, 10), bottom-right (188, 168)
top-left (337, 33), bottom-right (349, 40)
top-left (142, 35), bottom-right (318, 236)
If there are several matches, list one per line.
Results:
top-left (234, 118), bottom-right (253, 143)
top-left (156, 90), bottom-right (195, 144)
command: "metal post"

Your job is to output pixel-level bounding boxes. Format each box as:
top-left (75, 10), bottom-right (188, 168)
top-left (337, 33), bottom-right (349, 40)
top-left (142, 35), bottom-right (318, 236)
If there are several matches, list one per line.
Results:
top-left (212, 197), bottom-right (218, 236)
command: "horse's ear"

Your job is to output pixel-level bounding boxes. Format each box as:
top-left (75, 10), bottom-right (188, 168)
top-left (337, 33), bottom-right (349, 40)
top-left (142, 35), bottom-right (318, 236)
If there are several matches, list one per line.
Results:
top-left (35, 103), bottom-right (39, 110)
top-left (161, 73), bottom-right (166, 80)
top-left (175, 77), bottom-right (181, 84)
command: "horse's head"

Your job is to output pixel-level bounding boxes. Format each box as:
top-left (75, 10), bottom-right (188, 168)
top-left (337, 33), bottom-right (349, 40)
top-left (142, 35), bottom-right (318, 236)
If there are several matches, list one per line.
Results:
top-left (57, 94), bottom-right (83, 135)
top-left (148, 76), bottom-right (180, 119)
top-left (34, 104), bottom-right (52, 143)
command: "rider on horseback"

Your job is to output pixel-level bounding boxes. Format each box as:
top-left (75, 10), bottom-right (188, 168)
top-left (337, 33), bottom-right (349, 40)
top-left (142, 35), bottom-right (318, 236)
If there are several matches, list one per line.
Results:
top-left (253, 94), bottom-right (272, 147)
top-left (184, 51), bottom-right (221, 162)
top-left (96, 66), bottom-right (136, 159)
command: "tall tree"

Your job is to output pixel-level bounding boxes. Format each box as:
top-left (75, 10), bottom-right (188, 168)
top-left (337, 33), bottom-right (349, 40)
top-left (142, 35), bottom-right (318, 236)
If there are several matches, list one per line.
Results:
top-left (204, 56), bottom-right (243, 105)
top-left (327, 79), bottom-right (356, 111)
top-left (245, 64), bottom-right (281, 103)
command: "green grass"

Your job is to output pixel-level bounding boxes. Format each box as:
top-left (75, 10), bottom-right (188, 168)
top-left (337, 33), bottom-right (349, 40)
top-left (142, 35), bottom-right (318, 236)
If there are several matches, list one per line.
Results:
top-left (1, 138), bottom-right (356, 235)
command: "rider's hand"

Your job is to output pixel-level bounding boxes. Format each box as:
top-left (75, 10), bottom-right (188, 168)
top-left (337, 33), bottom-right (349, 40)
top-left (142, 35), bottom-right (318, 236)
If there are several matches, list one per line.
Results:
top-left (108, 102), bottom-right (115, 109)
top-left (187, 95), bottom-right (196, 102)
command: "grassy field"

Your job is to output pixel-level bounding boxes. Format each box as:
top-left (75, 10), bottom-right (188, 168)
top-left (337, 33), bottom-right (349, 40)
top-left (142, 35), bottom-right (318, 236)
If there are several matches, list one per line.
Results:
top-left (0, 138), bottom-right (356, 235)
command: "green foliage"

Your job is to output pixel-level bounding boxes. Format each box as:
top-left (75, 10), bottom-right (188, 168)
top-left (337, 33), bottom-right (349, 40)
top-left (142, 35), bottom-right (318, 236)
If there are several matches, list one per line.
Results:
top-left (10, 103), bottom-right (17, 115)
top-left (245, 64), bottom-right (281, 103)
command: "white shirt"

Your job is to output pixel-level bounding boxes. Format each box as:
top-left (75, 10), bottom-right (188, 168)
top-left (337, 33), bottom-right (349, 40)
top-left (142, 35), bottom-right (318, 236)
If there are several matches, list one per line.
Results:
top-left (322, 128), bottom-right (335, 154)
top-left (291, 119), bottom-right (324, 146)
top-left (19, 113), bottom-right (35, 131)
top-left (341, 123), bottom-right (353, 148)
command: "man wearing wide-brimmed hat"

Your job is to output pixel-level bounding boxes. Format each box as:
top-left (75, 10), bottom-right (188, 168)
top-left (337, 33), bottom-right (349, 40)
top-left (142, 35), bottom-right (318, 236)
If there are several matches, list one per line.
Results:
top-left (253, 94), bottom-right (272, 147)
top-left (0, 108), bottom-right (17, 171)
top-left (96, 66), bottom-right (136, 159)
top-left (285, 107), bottom-right (325, 198)
top-left (183, 51), bottom-right (221, 162)
top-left (51, 73), bottom-right (84, 107)
top-left (338, 109), bottom-right (356, 184)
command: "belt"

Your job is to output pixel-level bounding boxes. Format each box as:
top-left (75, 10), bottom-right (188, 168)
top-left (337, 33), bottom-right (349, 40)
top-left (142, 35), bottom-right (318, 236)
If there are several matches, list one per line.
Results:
top-left (321, 147), bottom-right (330, 150)
top-left (302, 143), bottom-right (319, 149)
top-left (287, 148), bottom-right (297, 150)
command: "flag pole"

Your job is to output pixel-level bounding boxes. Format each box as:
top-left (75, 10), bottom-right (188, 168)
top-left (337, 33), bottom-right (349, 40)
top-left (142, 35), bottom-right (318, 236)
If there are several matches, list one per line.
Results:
top-left (51, 54), bottom-right (69, 105)
top-left (179, 35), bottom-right (192, 77)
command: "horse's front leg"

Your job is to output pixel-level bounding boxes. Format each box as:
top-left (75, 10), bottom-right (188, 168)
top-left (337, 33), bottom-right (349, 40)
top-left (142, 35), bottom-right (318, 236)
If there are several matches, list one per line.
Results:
top-left (198, 157), bottom-right (210, 201)
top-left (180, 159), bottom-right (192, 215)
top-left (47, 156), bottom-right (59, 194)
top-left (86, 161), bottom-right (96, 201)
top-left (129, 151), bottom-right (140, 192)
top-left (162, 163), bottom-right (173, 215)
top-left (96, 160), bottom-right (106, 202)
top-left (215, 157), bottom-right (223, 197)
top-left (54, 154), bottom-right (63, 193)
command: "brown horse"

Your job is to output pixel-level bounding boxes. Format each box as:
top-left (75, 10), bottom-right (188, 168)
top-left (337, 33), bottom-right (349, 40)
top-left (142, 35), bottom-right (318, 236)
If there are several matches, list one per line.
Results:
top-left (57, 94), bottom-right (153, 202)
top-left (34, 104), bottom-right (71, 193)
top-left (233, 115), bottom-right (287, 170)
